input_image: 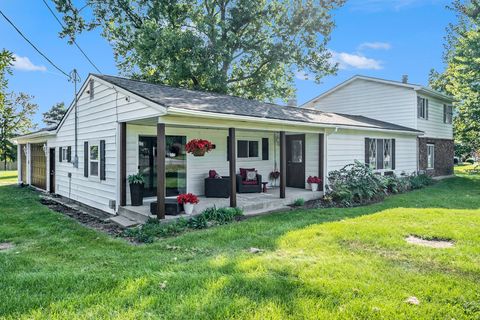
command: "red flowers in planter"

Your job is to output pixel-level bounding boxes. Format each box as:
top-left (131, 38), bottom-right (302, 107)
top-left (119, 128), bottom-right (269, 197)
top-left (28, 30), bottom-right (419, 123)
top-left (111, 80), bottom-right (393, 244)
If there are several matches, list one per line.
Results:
top-left (177, 193), bottom-right (199, 205)
top-left (307, 176), bottom-right (322, 184)
top-left (185, 139), bottom-right (214, 156)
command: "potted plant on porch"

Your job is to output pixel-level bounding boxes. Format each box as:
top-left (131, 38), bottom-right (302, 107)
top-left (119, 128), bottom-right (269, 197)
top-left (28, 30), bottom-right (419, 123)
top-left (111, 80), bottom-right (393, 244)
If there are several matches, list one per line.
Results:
top-left (185, 139), bottom-right (214, 156)
top-left (128, 173), bottom-right (145, 206)
top-left (307, 176), bottom-right (321, 192)
top-left (177, 193), bottom-right (199, 214)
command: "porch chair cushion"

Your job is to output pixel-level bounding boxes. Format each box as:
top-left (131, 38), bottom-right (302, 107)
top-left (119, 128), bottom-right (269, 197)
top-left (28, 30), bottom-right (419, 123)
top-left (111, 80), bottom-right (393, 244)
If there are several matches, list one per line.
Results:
top-left (245, 170), bottom-right (257, 181)
top-left (239, 168), bottom-right (255, 180)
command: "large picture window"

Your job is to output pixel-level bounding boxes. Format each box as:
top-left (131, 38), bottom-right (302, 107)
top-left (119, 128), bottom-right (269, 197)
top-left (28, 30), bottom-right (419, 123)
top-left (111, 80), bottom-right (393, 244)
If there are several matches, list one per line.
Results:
top-left (237, 140), bottom-right (259, 158)
top-left (367, 138), bottom-right (394, 170)
top-left (90, 145), bottom-right (99, 176)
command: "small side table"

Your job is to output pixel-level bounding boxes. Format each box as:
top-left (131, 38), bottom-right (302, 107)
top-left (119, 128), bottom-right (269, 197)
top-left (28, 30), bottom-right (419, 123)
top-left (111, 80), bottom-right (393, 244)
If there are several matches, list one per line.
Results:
top-left (261, 182), bottom-right (268, 193)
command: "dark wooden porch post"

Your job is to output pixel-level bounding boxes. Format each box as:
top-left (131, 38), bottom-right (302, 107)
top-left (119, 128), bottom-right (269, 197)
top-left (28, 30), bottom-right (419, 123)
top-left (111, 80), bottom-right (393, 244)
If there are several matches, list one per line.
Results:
top-left (319, 133), bottom-right (325, 191)
top-left (280, 131), bottom-right (286, 199)
top-left (119, 123), bottom-right (127, 206)
top-left (229, 128), bottom-right (237, 207)
top-left (157, 123), bottom-right (166, 219)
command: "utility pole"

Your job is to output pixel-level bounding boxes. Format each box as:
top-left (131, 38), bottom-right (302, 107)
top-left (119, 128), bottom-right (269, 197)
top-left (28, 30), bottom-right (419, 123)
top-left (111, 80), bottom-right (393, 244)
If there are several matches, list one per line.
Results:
top-left (69, 69), bottom-right (81, 168)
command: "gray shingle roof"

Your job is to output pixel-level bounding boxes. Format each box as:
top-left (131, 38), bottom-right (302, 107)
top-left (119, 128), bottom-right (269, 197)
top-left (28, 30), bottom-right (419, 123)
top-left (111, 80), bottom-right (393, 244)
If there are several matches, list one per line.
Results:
top-left (94, 74), bottom-right (422, 133)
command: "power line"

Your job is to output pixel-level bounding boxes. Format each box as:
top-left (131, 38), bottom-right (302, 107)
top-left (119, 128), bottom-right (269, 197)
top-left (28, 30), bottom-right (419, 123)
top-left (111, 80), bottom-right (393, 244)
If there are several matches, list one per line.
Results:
top-left (0, 9), bottom-right (71, 79)
top-left (41, 0), bottom-right (102, 73)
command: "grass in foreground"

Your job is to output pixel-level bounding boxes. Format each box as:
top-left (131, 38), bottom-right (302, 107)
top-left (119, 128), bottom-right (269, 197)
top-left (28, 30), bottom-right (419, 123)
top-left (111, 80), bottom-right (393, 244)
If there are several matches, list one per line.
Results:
top-left (1, 173), bottom-right (480, 319)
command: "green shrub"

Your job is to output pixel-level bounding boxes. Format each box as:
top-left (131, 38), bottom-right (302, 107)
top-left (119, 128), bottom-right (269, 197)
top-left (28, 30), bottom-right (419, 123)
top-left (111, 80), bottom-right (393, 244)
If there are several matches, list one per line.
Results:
top-left (327, 161), bottom-right (386, 206)
top-left (409, 173), bottom-right (434, 189)
top-left (384, 175), bottom-right (410, 194)
top-left (125, 207), bottom-right (244, 243)
top-left (293, 198), bottom-right (305, 207)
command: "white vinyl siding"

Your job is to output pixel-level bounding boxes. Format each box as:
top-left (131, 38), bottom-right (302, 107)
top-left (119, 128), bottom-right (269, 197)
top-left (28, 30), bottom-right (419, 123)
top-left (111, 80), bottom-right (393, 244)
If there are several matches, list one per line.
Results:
top-left (309, 79), bottom-right (417, 129)
top-left (416, 95), bottom-right (454, 139)
top-left (50, 79), bottom-right (163, 213)
top-left (326, 129), bottom-right (417, 175)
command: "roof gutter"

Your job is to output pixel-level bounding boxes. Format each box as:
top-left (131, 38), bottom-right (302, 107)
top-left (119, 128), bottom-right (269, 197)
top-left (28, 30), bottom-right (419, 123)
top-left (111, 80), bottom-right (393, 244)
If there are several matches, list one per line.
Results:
top-left (167, 107), bottom-right (423, 136)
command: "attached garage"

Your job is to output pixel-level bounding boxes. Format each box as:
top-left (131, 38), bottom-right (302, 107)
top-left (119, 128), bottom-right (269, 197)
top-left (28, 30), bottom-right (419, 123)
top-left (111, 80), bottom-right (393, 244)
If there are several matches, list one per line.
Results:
top-left (30, 143), bottom-right (47, 190)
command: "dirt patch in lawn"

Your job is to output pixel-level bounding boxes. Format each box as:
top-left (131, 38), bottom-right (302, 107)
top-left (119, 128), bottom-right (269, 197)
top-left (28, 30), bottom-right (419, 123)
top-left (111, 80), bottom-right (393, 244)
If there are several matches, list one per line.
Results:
top-left (405, 235), bottom-right (454, 248)
top-left (0, 242), bottom-right (14, 251)
top-left (40, 198), bottom-right (124, 237)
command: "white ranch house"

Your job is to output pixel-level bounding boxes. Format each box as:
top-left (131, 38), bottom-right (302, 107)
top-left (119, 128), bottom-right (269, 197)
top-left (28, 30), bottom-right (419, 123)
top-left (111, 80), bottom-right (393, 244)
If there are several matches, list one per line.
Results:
top-left (14, 74), bottom-right (453, 222)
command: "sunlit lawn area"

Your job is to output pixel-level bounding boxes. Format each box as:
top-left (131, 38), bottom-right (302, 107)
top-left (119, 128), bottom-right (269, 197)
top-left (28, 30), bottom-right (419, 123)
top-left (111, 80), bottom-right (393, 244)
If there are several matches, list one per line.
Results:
top-left (1, 170), bottom-right (480, 319)
top-left (0, 171), bottom-right (17, 185)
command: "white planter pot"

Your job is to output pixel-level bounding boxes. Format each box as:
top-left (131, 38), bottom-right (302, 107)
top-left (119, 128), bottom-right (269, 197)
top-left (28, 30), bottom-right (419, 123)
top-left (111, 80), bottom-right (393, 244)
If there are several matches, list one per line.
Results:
top-left (184, 203), bottom-right (195, 215)
top-left (310, 183), bottom-right (319, 192)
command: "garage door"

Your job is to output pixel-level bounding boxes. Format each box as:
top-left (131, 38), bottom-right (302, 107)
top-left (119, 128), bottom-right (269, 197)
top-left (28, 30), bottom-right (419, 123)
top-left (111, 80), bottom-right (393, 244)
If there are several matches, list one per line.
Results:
top-left (30, 143), bottom-right (47, 190)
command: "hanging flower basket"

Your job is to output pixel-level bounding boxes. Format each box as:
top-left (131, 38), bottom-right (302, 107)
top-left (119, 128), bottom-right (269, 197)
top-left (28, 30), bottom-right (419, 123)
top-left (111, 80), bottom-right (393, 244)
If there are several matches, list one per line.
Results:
top-left (186, 139), bottom-right (214, 157)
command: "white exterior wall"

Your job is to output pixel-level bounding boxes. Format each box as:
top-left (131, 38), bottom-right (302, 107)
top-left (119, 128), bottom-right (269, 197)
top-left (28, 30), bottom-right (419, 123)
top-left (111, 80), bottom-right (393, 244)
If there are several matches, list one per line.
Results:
top-left (310, 79), bottom-right (417, 129)
top-left (416, 94), bottom-right (454, 140)
top-left (49, 80), bottom-right (162, 213)
top-left (326, 129), bottom-right (418, 175)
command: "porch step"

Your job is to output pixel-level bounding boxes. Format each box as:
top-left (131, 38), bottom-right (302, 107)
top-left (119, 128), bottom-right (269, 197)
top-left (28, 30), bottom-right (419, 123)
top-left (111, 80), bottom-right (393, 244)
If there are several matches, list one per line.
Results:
top-left (117, 206), bottom-right (155, 224)
top-left (108, 215), bottom-right (139, 228)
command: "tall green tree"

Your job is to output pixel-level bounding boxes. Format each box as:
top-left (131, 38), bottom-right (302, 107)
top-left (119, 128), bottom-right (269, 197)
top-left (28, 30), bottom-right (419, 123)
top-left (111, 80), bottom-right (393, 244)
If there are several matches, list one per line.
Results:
top-left (53, 0), bottom-right (344, 101)
top-left (42, 102), bottom-right (66, 127)
top-left (430, 0), bottom-right (480, 150)
top-left (0, 51), bottom-right (38, 170)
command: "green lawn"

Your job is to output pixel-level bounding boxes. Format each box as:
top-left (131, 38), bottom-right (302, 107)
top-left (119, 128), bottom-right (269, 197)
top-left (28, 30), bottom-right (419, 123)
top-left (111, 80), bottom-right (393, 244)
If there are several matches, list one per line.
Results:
top-left (1, 172), bottom-right (480, 319)
top-left (0, 170), bottom-right (17, 185)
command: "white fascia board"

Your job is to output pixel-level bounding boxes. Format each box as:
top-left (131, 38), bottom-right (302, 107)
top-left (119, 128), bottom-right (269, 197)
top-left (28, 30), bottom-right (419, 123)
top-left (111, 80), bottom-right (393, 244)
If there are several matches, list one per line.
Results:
top-left (166, 107), bottom-right (423, 136)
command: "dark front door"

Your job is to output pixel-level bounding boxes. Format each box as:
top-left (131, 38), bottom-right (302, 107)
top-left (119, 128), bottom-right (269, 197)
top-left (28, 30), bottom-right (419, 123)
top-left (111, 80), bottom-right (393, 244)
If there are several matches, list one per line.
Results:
top-left (286, 134), bottom-right (305, 188)
top-left (49, 148), bottom-right (55, 193)
top-left (138, 136), bottom-right (187, 198)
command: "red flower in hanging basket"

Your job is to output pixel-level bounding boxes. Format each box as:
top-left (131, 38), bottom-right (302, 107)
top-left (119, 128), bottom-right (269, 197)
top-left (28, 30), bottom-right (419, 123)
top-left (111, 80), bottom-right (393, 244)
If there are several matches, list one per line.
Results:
top-left (307, 176), bottom-right (322, 184)
top-left (185, 139), bottom-right (214, 156)
top-left (177, 193), bottom-right (200, 205)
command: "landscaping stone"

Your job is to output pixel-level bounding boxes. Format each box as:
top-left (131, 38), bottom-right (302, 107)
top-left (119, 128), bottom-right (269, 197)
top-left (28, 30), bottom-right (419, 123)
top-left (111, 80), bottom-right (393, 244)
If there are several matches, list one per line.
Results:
top-left (249, 247), bottom-right (263, 254)
top-left (405, 296), bottom-right (420, 305)
top-left (405, 236), bottom-right (454, 248)
top-left (0, 242), bottom-right (14, 251)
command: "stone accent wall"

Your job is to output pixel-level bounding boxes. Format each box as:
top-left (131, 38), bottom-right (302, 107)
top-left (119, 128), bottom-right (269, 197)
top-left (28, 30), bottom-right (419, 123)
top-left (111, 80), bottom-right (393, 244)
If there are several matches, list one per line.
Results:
top-left (418, 138), bottom-right (454, 176)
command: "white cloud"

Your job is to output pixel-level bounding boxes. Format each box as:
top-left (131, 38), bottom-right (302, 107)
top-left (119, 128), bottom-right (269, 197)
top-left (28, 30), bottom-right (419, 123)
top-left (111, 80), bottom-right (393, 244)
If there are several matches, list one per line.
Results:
top-left (358, 42), bottom-right (392, 50)
top-left (295, 70), bottom-right (314, 81)
top-left (331, 51), bottom-right (383, 70)
top-left (12, 54), bottom-right (47, 72)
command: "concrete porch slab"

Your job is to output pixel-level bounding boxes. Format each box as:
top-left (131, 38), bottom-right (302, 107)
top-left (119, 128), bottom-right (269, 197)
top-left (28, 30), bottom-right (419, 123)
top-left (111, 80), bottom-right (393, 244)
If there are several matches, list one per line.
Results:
top-left (119, 187), bottom-right (323, 224)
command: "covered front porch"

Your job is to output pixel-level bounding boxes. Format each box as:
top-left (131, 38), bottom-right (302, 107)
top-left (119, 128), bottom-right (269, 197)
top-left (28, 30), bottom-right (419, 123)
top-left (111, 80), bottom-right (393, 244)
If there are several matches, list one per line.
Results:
top-left (120, 187), bottom-right (323, 223)
top-left (118, 114), bottom-right (326, 220)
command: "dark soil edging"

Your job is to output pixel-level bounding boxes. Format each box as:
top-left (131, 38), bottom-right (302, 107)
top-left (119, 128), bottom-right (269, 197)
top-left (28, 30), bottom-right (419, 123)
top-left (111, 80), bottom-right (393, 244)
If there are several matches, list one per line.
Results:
top-left (40, 198), bottom-right (125, 238)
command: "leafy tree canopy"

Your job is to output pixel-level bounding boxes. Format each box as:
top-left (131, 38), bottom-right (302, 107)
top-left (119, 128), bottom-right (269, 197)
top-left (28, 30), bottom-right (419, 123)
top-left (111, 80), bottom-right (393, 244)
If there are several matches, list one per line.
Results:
top-left (52, 0), bottom-right (345, 101)
top-left (43, 102), bottom-right (66, 127)
top-left (430, 0), bottom-right (480, 150)
top-left (0, 50), bottom-right (38, 169)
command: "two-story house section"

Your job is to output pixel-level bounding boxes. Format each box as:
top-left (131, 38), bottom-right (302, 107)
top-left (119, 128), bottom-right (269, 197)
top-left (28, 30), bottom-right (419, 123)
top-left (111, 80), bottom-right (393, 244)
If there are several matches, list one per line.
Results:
top-left (302, 75), bottom-right (455, 177)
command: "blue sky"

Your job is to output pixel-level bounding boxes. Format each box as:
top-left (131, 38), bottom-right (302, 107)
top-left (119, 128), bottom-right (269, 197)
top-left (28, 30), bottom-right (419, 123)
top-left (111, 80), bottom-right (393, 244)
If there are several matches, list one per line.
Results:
top-left (1, 0), bottom-right (454, 126)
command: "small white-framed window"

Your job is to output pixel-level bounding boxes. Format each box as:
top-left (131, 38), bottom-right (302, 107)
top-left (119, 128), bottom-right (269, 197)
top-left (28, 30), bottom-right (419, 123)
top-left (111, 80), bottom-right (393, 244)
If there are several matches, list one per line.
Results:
top-left (90, 144), bottom-right (99, 176)
top-left (443, 104), bottom-right (453, 124)
top-left (61, 147), bottom-right (67, 161)
top-left (427, 144), bottom-right (435, 169)
top-left (417, 97), bottom-right (428, 119)
top-left (237, 140), bottom-right (259, 159)
top-left (368, 138), bottom-right (377, 169)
